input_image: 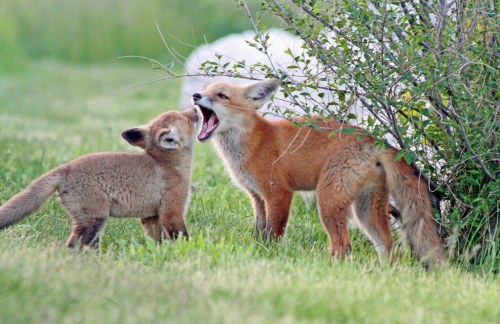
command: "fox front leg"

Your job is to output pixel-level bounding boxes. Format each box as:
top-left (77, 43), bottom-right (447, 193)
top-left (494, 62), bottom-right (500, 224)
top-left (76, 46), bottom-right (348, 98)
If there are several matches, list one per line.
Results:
top-left (140, 216), bottom-right (162, 242)
top-left (263, 189), bottom-right (293, 240)
top-left (159, 205), bottom-right (189, 241)
top-left (161, 217), bottom-right (189, 241)
top-left (249, 191), bottom-right (266, 236)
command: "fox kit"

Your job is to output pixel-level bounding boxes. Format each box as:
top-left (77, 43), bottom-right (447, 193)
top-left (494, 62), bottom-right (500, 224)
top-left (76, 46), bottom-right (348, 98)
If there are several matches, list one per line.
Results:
top-left (192, 80), bottom-right (445, 267)
top-left (0, 109), bottom-right (197, 248)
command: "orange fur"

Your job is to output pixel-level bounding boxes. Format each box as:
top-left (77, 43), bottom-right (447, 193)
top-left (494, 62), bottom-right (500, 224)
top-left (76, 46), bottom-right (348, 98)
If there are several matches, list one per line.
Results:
top-left (193, 80), bottom-right (445, 266)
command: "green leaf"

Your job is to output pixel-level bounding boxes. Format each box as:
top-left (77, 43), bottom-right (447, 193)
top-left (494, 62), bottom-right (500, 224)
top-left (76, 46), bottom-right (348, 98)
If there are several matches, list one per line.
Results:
top-left (404, 151), bottom-right (417, 164)
top-left (341, 128), bottom-right (355, 135)
top-left (338, 91), bottom-right (346, 102)
top-left (394, 150), bottom-right (405, 162)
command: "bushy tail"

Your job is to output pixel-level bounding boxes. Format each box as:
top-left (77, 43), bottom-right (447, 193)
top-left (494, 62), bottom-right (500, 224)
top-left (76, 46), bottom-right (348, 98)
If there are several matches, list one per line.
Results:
top-left (0, 168), bottom-right (62, 229)
top-left (381, 150), bottom-right (445, 267)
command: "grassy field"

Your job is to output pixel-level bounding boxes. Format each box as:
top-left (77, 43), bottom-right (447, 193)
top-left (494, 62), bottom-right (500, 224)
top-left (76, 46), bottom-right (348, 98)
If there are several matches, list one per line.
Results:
top-left (0, 0), bottom-right (269, 72)
top-left (0, 61), bottom-right (498, 323)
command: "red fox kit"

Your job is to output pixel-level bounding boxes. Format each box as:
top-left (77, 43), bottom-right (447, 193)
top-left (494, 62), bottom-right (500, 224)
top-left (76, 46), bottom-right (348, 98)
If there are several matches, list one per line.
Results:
top-left (192, 80), bottom-right (445, 267)
top-left (0, 109), bottom-right (197, 248)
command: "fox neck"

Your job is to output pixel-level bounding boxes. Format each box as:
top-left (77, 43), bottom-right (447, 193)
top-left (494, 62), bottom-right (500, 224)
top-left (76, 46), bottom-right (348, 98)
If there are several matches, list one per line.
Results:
top-left (212, 112), bottom-right (268, 157)
top-left (211, 113), bottom-right (270, 193)
top-left (149, 146), bottom-right (194, 176)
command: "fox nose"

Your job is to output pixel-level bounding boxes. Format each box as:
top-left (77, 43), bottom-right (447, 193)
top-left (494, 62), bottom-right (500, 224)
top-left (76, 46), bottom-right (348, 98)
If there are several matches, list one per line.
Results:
top-left (192, 93), bottom-right (202, 100)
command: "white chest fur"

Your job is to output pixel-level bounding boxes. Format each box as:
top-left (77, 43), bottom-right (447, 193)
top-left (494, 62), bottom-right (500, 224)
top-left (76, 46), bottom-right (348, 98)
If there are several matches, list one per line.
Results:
top-left (213, 129), bottom-right (261, 194)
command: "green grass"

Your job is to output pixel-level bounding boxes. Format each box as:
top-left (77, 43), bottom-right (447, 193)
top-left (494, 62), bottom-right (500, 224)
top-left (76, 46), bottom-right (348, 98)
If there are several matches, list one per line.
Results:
top-left (0, 0), bottom-right (268, 70)
top-left (0, 61), bottom-right (498, 323)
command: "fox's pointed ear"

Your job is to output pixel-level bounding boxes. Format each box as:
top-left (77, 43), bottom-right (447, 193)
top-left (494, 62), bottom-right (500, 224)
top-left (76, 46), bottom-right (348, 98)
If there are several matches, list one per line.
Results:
top-left (245, 80), bottom-right (280, 107)
top-left (122, 127), bottom-right (146, 149)
top-left (182, 108), bottom-right (199, 125)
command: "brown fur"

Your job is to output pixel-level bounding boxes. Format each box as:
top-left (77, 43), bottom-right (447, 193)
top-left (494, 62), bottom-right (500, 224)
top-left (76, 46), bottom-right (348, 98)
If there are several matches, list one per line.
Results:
top-left (0, 109), bottom-right (197, 248)
top-left (192, 80), bottom-right (445, 267)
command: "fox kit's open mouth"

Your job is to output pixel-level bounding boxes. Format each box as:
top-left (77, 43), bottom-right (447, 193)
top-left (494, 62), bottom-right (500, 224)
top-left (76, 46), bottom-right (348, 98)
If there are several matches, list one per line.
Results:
top-left (197, 105), bottom-right (219, 141)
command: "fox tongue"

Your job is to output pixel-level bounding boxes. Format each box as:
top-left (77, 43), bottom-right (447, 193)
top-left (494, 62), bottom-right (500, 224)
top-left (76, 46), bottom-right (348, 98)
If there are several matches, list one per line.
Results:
top-left (198, 111), bottom-right (219, 141)
top-left (206, 112), bottom-right (218, 130)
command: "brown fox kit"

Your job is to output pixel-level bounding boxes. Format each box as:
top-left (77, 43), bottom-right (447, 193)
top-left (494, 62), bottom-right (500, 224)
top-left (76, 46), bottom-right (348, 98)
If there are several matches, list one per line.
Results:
top-left (192, 80), bottom-right (445, 267)
top-left (0, 109), bottom-right (197, 248)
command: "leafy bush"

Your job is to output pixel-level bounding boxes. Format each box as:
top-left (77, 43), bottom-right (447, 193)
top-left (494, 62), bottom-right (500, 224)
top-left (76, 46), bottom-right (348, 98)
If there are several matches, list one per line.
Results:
top-left (192, 0), bottom-right (498, 271)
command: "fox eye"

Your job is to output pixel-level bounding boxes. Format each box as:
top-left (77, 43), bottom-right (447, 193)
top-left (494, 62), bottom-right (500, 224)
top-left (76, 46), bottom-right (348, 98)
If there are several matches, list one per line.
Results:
top-left (218, 93), bottom-right (229, 100)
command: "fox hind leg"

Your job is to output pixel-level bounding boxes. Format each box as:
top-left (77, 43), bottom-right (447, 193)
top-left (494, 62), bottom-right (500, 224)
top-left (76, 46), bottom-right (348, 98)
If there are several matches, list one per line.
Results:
top-left (316, 154), bottom-right (381, 260)
top-left (369, 186), bottom-right (393, 260)
top-left (60, 192), bottom-right (109, 249)
top-left (66, 217), bottom-right (107, 249)
top-left (352, 186), bottom-right (393, 262)
top-left (316, 188), bottom-right (352, 259)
